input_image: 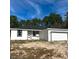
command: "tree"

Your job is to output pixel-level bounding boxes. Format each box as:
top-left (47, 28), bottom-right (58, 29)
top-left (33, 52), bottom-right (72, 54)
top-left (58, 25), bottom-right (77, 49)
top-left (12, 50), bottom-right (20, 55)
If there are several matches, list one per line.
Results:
top-left (19, 20), bottom-right (26, 28)
top-left (10, 16), bottom-right (19, 28)
top-left (63, 12), bottom-right (68, 28)
top-left (25, 20), bottom-right (32, 28)
top-left (48, 13), bottom-right (63, 28)
top-left (42, 16), bottom-right (49, 27)
top-left (10, 13), bottom-right (65, 28)
top-left (63, 19), bottom-right (68, 28)
top-left (31, 18), bottom-right (41, 28)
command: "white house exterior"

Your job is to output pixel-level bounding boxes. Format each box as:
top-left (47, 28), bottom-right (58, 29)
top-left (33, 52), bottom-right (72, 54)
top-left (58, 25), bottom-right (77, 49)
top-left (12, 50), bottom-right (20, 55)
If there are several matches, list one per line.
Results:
top-left (46, 28), bottom-right (68, 41)
top-left (10, 28), bottom-right (68, 41)
top-left (10, 28), bottom-right (41, 40)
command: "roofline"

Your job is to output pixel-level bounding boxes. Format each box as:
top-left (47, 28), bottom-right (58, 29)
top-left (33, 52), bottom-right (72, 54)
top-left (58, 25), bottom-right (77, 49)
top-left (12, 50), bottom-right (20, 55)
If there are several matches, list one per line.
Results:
top-left (47, 28), bottom-right (68, 30)
top-left (10, 28), bottom-right (42, 31)
top-left (10, 28), bottom-right (68, 32)
top-left (50, 31), bottom-right (68, 33)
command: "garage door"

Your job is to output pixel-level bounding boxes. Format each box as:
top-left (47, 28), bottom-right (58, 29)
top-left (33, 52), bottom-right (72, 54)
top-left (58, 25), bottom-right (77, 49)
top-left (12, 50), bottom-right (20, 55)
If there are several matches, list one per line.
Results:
top-left (51, 32), bottom-right (67, 41)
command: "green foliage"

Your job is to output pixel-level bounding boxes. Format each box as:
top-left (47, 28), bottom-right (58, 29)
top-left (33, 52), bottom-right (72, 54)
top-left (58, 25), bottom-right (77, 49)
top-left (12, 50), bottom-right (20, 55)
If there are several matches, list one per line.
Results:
top-left (63, 19), bottom-right (68, 28)
top-left (10, 16), bottom-right (19, 28)
top-left (32, 18), bottom-right (41, 26)
top-left (19, 20), bottom-right (26, 28)
top-left (42, 13), bottom-right (63, 28)
top-left (62, 12), bottom-right (68, 28)
top-left (10, 13), bottom-right (68, 29)
top-left (43, 16), bottom-right (49, 26)
top-left (49, 13), bottom-right (63, 28)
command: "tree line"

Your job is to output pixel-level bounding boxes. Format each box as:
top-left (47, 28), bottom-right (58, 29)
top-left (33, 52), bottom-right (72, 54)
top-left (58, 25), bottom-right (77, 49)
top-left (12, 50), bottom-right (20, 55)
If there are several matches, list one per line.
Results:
top-left (10, 12), bottom-right (68, 29)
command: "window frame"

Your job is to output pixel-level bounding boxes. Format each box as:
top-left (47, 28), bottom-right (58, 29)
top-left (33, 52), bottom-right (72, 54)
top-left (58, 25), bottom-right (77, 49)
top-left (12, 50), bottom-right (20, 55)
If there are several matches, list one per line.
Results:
top-left (17, 30), bottom-right (22, 37)
top-left (33, 31), bottom-right (39, 36)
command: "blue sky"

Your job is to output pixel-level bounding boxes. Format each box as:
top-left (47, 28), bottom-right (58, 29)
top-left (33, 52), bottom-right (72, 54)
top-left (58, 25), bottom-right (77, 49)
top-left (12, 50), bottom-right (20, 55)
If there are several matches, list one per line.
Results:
top-left (10, 0), bottom-right (68, 20)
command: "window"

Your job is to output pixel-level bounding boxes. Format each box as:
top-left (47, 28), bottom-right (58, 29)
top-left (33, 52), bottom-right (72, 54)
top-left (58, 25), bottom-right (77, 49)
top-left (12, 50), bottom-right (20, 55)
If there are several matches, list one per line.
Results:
top-left (33, 31), bottom-right (39, 36)
top-left (33, 31), bottom-right (36, 36)
top-left (17, 30), bottom-right (22, 37)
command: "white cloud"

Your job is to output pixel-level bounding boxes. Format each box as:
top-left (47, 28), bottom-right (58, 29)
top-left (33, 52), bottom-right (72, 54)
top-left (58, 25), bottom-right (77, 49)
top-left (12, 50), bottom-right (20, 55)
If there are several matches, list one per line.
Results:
top-left (25, 0), bottom-right (41, 18)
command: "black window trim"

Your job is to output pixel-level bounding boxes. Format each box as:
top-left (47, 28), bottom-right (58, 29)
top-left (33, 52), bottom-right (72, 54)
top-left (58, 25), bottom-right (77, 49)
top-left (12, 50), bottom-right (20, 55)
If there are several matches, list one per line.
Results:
top-left (33, 31), bottom-right (39, 36)
top-left (17, 30), bottom-right (22, 37)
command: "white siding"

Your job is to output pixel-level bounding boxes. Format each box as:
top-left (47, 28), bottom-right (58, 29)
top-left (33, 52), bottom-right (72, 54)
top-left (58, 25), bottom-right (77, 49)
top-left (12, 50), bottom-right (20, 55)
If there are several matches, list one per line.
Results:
top-left (27, 31), bottom-right (40, 40)
top-left (31, 36), bottom-right (39, 40)
top-left (48, 30), bottom-right (51, 41)
top-left (27, 34), bottom-right (40, 40)
top-left (48, 29), bottom-right (68, 41)
top-left (51, 33), bottom-right (67, 41)
top-left (39, 30), bottom-right (48, 41)
top-left (11, 30), bottom-right (28, 40)
top-left (11, 30), bottom-right (40, 40)
top-left (10, 28), bottom-right (68, 41)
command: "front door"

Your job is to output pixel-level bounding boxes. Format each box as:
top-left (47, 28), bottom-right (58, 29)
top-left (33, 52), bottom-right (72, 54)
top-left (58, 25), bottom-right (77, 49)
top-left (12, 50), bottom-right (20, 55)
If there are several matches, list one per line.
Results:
top-left (27, 31), bottom-right (33, 40)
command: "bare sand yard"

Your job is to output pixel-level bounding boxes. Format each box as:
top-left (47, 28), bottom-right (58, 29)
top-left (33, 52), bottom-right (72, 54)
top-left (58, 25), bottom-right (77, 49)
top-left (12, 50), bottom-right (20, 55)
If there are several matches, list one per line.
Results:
top-left (10, 40), bottom-right (67, 59)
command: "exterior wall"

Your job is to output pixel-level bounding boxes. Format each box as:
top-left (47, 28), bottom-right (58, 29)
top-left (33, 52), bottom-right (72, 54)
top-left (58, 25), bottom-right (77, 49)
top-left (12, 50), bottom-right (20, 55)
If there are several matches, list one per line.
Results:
top-left (48, 30), bottom-right (51, 41)
top-left (11, 30), bottom-right (28, 40)
top-left (27, 31), bottom-right (40, 40)
top-left (48, 29), bottom-right (68, 41)
top-left (51, 32), bottom-right (67, 41)
top-left (27, 34), bottom-right (40, 40)
top-left (31, 36), bottom-right (39, 40)
top-left (39, 30), bottom-right (48, 41)
top-left (11, 28), bottom-right (68, 41)
top-left (11, 30), bottom-right (40, 40)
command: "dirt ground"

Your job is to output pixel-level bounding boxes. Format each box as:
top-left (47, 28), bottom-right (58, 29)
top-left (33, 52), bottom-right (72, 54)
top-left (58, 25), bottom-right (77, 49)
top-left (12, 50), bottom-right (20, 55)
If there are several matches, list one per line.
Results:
top-left (10, 40), bottom-right (68, 59)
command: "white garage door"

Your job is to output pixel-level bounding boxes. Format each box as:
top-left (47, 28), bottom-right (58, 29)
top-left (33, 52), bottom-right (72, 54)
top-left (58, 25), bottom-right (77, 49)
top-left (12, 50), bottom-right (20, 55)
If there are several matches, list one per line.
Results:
top-left (51, 32), bottom-right (67, 41)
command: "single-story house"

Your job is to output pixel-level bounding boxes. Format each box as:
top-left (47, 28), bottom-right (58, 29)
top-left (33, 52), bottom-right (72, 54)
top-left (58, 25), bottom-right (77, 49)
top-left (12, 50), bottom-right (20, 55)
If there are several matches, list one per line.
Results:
top-left (10, 28), bottom-right (68, 41)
